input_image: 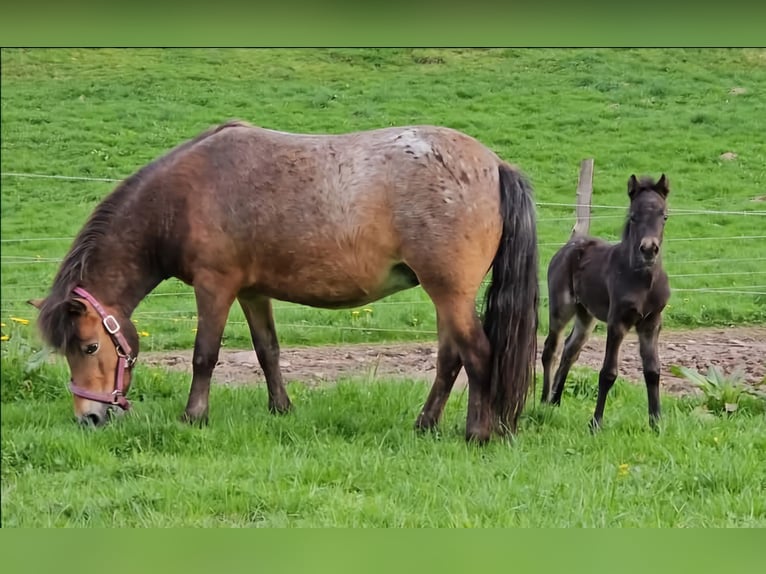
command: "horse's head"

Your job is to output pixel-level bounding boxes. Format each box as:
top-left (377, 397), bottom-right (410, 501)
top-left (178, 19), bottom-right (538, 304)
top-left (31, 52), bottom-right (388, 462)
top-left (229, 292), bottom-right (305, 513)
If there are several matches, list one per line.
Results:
top-left (29, 288), bottom-right (139, 426)
top-left (625, 174), bottom-right (670, 268)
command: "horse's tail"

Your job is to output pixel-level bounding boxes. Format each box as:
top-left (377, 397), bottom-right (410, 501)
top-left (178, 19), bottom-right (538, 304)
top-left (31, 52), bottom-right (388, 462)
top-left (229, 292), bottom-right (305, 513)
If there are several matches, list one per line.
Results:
top-left (483, 163), bottom-right (539, 434)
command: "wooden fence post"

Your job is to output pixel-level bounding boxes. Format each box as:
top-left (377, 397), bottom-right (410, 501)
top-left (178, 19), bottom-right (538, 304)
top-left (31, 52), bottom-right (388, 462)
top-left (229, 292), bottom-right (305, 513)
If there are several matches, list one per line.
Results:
top-left (571, 158), bottom-right (594, 238)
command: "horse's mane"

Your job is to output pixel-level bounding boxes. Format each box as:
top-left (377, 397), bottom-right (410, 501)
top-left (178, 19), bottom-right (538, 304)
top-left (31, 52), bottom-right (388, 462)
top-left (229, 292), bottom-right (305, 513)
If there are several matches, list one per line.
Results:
top-left (621, 176), bottom-right (659, 242)
top-left (37, 119), bottom-right (249, 351)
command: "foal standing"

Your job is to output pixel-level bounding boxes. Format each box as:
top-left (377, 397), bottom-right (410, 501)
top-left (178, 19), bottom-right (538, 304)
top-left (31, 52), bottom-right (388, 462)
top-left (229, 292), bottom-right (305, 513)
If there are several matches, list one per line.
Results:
top-left (541, 175), bottom-right (671, 429)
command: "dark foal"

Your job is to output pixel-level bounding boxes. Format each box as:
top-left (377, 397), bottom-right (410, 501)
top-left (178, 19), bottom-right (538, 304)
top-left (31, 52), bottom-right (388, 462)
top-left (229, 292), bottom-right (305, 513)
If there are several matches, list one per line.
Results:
top-left (541, 174), bottom-right (671, 430)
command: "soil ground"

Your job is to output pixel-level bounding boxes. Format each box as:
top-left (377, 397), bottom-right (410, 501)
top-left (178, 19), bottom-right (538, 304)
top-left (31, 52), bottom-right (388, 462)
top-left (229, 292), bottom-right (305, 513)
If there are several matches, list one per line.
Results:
top-left (143, 327), bottom-right (765, 396)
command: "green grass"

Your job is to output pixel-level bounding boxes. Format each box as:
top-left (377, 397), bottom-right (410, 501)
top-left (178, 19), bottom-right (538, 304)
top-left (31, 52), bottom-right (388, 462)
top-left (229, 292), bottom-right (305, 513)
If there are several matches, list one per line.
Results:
top-left (2, 348), bottom-right (765, 527)
top-left (2, 48), bottom-right (765, 350)
top-left (2, 49), bottom-right (765, 528)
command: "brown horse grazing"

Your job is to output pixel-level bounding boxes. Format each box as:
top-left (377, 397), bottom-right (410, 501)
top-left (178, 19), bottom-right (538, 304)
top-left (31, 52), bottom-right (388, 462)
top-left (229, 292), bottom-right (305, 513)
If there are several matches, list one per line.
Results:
top-left (29, 120), bottom-right (539, 443)
top-left (540, 174), bottom-right (671, 430)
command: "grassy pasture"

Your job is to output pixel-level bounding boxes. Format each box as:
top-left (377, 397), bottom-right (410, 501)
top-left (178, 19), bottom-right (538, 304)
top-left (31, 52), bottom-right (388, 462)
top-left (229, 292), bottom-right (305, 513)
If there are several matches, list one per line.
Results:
top-left (1, 48), bottom-right (765, 350)
top-left (2, 344), bottom-right (765, 527)
top-left (1, 49), bottom-right (765, 528)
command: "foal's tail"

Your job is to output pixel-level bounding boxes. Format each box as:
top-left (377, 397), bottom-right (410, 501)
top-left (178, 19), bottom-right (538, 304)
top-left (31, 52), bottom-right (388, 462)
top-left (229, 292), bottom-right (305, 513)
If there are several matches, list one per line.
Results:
top-left (483, 163), bottom-right (539, 434)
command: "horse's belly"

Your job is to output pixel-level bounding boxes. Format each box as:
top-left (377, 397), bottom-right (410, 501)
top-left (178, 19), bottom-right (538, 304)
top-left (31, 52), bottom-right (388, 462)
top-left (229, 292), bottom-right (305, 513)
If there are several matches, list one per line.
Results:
top-left (249, 262), bottom-right (420, 309)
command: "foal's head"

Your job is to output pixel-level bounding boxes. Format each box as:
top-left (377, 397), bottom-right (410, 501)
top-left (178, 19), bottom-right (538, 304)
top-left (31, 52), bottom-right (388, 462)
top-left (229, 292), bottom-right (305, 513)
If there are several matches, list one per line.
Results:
top-left (624, 174), bottom-right (670, 268)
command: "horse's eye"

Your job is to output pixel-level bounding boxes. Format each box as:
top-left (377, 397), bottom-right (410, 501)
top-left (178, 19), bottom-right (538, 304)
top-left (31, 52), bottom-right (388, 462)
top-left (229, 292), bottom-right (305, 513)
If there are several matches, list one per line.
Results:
top-left (663, 214), bottom-right (668, 221)
top-left (83, 343), bottom-right (99, 355)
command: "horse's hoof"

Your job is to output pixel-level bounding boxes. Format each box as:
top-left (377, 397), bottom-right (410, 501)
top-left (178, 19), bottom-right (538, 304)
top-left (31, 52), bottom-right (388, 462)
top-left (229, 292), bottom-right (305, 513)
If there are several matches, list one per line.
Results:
top-left (414, 415), bottom-right (438, 433)
top-left (588, 418), bottom-right (602, 434)
top-left (268, 400), bottom-right (293, 415)
top-left (465, 426), bottom-right (492, 445)
top-left (180, 411), bottom-right (209, 426)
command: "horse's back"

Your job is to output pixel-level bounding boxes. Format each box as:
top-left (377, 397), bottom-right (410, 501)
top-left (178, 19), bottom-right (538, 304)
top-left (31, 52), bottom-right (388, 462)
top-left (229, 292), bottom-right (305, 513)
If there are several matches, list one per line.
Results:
top-left (547, 236), bottom-right (613, 321)
top-left (548, 236), bottom-right (610, 284)
top-left (161, 122), bottom-right (506, 306)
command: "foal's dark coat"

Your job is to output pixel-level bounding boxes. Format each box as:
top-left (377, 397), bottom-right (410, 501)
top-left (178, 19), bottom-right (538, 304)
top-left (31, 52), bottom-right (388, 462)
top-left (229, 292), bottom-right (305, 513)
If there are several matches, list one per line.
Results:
top-left (541, 175), bottom-right (671, 429)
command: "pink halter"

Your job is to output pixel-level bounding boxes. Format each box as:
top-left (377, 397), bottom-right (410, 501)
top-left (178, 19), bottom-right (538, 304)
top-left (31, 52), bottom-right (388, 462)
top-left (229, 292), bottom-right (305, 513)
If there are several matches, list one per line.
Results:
top-left (68, 286), bottom-right (136, 410)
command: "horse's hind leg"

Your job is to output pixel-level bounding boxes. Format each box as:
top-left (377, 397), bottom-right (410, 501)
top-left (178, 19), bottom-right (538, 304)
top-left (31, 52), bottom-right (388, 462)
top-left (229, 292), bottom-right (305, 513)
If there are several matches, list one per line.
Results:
top-left (428, 293), bottom-right (493, 443)
top-left (549, 307), bottom-right (595, 405)
top-left (183, 280), bottom-right (237, 424)
top-left (541, 298), bottom-right (576, 403)
top-left (238, 295), bottom-right (292, 414)
top-left (415, 312), bottom-right (463, 432)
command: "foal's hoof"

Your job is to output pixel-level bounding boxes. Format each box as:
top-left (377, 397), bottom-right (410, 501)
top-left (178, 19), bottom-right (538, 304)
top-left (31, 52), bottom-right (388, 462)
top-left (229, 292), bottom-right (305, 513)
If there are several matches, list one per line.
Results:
top-left (180, 410), bottom-right (209, 426)
top-left (268, 400), bottom-right (293, 415)
top-left (588, 418), bottom-right (602, 434)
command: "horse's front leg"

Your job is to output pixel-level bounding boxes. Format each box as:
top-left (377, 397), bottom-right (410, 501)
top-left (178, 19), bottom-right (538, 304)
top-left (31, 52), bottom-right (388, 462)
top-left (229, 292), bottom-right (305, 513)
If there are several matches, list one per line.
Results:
top-left (637, 313), bottom-right (663, 431)
top-left (590, 319), bottom-right (628, 431)
top-left (182, 281), bottom-right (236, 424)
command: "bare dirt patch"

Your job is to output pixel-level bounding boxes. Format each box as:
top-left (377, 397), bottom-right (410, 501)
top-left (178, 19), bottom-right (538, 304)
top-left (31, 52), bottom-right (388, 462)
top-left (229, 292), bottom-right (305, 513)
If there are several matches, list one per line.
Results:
top-left (142, 327), bottom-right (765, 397)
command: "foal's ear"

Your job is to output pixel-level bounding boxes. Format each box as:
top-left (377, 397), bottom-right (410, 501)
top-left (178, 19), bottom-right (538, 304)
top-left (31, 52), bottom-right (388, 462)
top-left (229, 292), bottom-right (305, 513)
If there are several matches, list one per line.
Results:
top-left (27, 298), bottom-right (45, 310)
top-left (627, 174), bottom-right (639, 198)
top-left (66, 298), bottom-right (88, 316)
top-left (655, 173), bottom-right (670, 197)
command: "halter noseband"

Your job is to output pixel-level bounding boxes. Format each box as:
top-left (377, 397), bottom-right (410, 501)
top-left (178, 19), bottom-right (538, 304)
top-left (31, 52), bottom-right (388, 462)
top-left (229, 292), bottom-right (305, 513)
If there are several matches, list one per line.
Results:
top-left (69, 286), bottom-right (136, 410)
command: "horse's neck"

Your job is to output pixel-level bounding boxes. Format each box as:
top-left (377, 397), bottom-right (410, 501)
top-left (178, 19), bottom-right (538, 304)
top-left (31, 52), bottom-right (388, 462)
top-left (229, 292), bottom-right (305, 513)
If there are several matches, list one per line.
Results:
top-left (84, 236), bottom-right (163, 317)
top-left (615, 243), bottom-right (664, 286)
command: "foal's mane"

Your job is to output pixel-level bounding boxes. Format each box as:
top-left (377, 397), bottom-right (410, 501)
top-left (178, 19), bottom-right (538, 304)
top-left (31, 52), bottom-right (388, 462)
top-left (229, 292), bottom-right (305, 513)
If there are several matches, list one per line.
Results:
top-left (37, 120), bottom-right (249, 351)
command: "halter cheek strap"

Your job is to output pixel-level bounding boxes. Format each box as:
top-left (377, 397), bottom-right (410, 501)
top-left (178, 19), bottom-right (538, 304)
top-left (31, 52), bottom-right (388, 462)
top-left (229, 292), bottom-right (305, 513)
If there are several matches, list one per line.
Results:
top-left (68, 287), bottom-right (136, 410)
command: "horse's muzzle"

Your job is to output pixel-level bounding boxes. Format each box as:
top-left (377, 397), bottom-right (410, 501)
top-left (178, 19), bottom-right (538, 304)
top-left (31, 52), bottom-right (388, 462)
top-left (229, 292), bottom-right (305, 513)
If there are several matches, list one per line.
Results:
top-left (639, 238), bottom-right (660, 264)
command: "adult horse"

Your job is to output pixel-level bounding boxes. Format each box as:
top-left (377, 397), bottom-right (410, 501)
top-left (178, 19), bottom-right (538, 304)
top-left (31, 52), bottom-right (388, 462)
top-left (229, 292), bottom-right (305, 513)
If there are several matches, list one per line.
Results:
top-left (30, 120), bottom-right (539, 443)
top-left (540, 174), bottom-right (671, 430)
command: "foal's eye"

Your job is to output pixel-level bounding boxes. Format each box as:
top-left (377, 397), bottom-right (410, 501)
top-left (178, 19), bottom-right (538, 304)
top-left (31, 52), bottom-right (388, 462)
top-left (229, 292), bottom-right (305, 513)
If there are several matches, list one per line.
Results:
top-left (663, 214), bottom-right (669, 221)
top-left (83, 343), bottom-right (99, 355)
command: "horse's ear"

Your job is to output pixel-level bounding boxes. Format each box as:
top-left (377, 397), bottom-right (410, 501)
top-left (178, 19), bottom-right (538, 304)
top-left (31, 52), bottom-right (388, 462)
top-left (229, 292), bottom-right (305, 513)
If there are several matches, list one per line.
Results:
top-left (627, 174), bottom-right (639, 198)
top-left (655, 173), bottom-right (670, 197)
top-left (27, 298), bottom-right (45, 310)
top-left (67, 298), bottom-right (88, 316)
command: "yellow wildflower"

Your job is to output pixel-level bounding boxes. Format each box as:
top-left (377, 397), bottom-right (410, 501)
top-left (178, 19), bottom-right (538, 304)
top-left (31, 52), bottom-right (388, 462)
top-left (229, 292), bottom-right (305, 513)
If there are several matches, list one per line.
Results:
top-left (351, 310), bottom-right (360, 316)
top-left (10, 317), bottom-right (30, 326)
top-left (0, 322), bottom-right (5, 327)
top-left (617, 463), bottom-right (629, 477)
top-left (363, 308), bottom-right (373, 314)
top-left (1, 335), bottom-right (9, 342)
top-left (138, 330), bottom-right (150, 337)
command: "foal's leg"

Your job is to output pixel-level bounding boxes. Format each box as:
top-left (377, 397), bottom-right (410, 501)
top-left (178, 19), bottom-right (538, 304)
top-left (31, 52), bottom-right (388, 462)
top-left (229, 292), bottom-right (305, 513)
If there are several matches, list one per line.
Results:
top-left (430, 294), bottom-right (493, 443)
top-left (183, 281), bottom-right (237, 423)
top-left (541, 301), bottom-right (576, 403)
top-left (549, 307), bottom-right (595, 405)
top-left (590, 320), bottom-right (629, 431)
top-left (637, 314), bottom-right (663, 430)
top-left (415, 312), bottom-right (463, 431)
top-left (238, 295), bottom-right (292, 414)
